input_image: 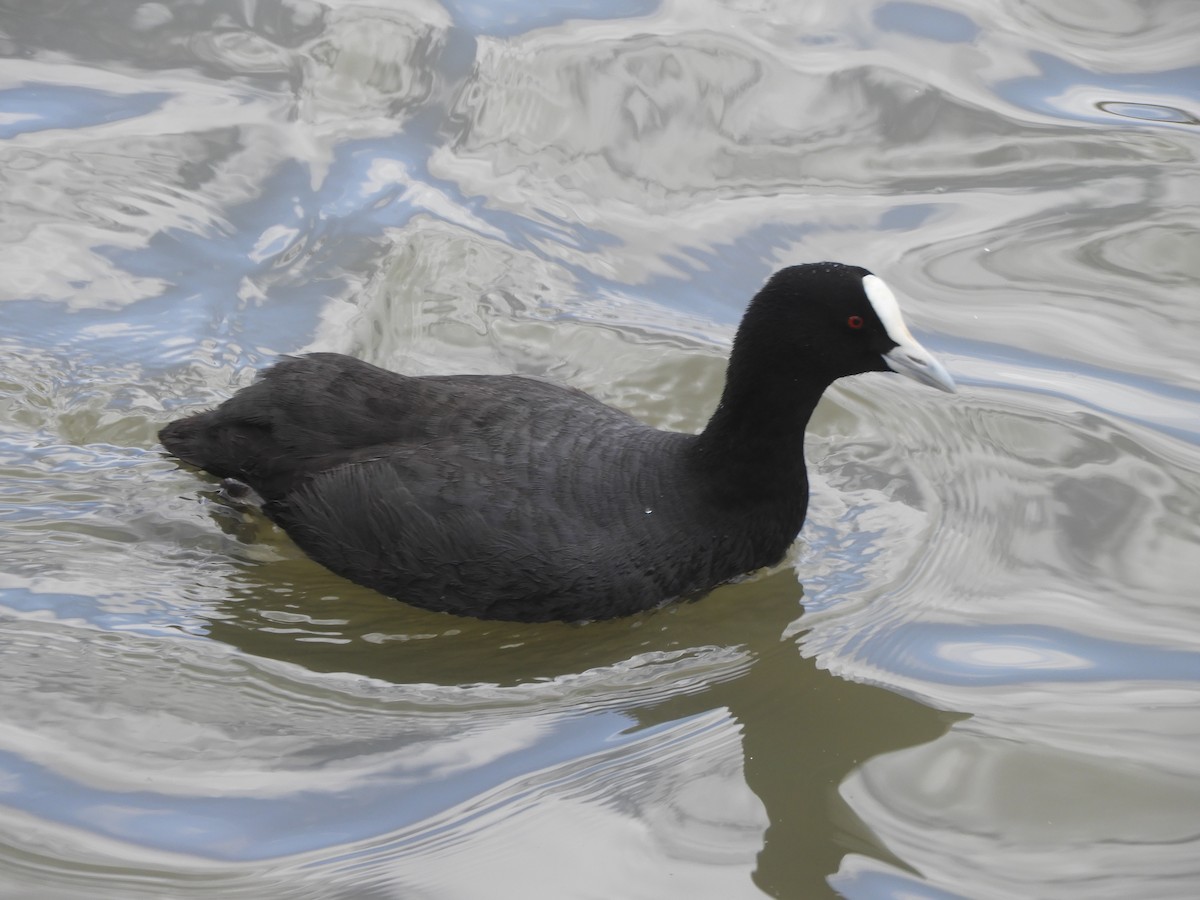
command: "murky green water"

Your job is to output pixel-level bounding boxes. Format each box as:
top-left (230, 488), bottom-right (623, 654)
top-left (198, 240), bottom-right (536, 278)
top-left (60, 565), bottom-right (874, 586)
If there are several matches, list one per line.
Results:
top-left (1, 1), bottom-right (1198, 897)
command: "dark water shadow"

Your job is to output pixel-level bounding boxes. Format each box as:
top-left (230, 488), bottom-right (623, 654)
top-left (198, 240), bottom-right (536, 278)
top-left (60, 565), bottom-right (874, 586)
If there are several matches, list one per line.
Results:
top-left (628, 574), bottom-right (956, 899)
top-left (194, 502), bottom-right (953, 897)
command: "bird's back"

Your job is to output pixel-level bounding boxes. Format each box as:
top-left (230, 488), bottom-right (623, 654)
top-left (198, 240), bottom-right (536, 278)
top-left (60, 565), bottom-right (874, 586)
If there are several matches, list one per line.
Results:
top-left (161, 353), bottom-right (642, 495)
top-left (160, 353), bottom-right (752, 619)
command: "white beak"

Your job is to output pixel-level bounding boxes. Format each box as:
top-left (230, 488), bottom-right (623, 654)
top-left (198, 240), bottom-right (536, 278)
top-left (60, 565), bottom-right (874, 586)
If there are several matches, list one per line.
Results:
top-left (863, 275), bottom-right (957, 393)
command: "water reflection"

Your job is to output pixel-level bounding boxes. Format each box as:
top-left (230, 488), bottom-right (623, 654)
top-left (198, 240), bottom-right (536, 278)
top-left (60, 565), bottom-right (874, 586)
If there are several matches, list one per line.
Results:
top-left (0, 569), bottom-right (947, 898)
top-left (0, 84), bottom-right (169, 138)
top-left (840, 724), bottom-right (1200, 899)
top-left (1097, 100), bottom-right (1199, 125)
top-left (873, 2), bottom-right (979, 43)
top-left (2, 0), bottom-right (1200, 897)
top-left (850, 622), bottom-right (1200, 684)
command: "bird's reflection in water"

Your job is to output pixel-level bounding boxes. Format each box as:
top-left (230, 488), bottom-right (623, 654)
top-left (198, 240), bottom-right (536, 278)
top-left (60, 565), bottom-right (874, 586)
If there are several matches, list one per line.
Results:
top-left (200, 527), bottom-right (951, 896)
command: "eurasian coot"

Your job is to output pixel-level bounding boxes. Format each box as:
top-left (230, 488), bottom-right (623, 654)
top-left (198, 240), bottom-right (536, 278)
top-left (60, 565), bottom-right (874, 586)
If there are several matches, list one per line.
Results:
top-left (160, 262), bottom-right (955, 621)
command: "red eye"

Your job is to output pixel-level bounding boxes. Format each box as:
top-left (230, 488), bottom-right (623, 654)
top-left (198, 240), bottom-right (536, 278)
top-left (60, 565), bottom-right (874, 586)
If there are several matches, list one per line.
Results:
top-left (847, 315), bottom-right (864, 330)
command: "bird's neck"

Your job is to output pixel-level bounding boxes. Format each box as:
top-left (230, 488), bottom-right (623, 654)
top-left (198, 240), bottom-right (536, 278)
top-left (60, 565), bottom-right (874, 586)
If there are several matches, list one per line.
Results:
top-left (690, 360), bottom-right (829, 489)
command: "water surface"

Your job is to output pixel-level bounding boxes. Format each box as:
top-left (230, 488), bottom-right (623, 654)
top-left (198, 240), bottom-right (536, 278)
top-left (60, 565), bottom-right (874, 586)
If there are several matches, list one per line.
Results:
top-left (1, 0), bottom-right (1199, 897)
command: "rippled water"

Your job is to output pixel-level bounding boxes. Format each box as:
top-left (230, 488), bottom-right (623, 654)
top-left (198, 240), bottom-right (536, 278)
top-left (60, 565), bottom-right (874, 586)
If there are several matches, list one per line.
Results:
top-left (1, 0), bottom-right (1198, 897)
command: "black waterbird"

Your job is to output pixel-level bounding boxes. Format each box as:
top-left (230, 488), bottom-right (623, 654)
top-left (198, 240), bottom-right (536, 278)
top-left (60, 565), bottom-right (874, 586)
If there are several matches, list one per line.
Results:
top-left (160, 263), bottom-right (955, 621)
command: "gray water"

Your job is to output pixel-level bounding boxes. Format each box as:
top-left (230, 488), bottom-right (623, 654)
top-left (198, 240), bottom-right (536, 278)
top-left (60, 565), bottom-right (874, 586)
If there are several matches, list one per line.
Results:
top-left (1, 1), bottom-right (1199, 897)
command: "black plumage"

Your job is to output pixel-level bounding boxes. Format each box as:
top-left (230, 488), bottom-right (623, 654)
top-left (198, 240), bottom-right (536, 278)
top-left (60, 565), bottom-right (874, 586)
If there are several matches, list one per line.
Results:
top-left (160, 262), bottom-right (955, 621)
